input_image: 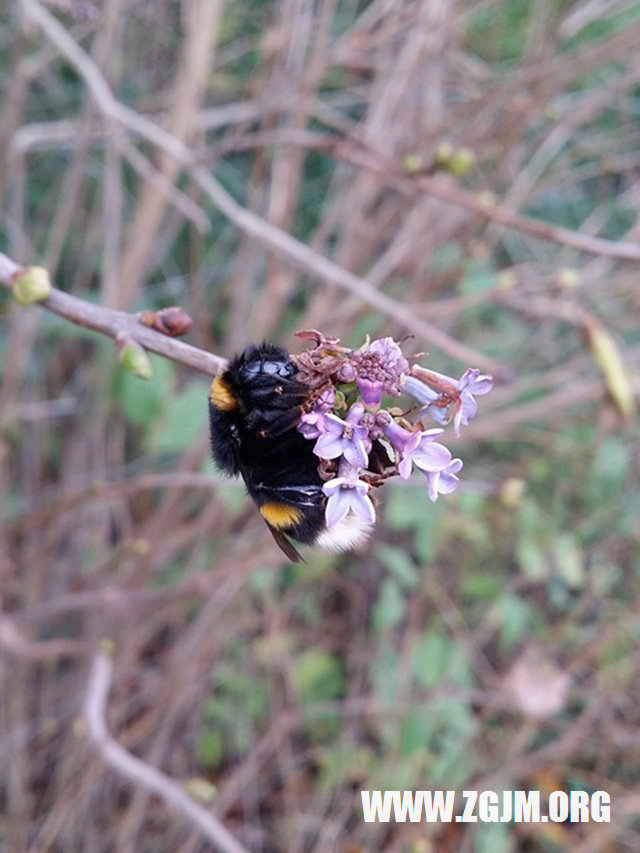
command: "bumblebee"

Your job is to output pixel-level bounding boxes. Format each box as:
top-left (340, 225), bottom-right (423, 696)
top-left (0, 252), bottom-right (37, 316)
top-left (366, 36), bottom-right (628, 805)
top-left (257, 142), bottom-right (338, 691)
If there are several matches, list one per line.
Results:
top-left (208, 343), bottom-right (372, 561)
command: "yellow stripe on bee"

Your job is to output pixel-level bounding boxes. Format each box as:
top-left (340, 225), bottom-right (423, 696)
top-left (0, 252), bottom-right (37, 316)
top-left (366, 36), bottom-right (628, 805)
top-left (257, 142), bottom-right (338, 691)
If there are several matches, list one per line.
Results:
top-left (209, 374), bottom-right (237, 411)
top-left (259, 502), bottom-right (303, 529)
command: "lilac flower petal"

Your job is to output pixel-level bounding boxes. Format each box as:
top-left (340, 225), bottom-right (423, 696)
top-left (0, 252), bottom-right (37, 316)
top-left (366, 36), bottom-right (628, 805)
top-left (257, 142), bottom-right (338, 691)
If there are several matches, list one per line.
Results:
top-left (349, 490), bottom-right (376, 524)
top-left (314, 432), bottom-right (346, 459)
top-left (383, 419), bottom-right (422, 456)
top-left (313, 412), bottom-right (371, 465)
top-left (299, 421), bottom-right (322, 439)
top-left (390, 427), bottom-right (450, 479)
top-left (346, 402), bottom-right (365, 424)
top-left (298, 410), bottom-right (330, 439)
top-left (470, 376), bottom-right (493, 395)
top-left (324, 413), bottom-right (349, 435)
top-left (323, 476), bottom-right (345, 497)
top-left (453, 394), bottom-right (477, 437)
top-left (397, 457), bottom-right (414, 479)
top-left (401, 374), bottom-right (441, 405)
top-left (322, 473), bottom-right (376, 528)
top-left (352, 337), bottom-right (410, 407)
top-left (412, 441), bottom-right (452, 473)
top-left (357, 377), bottom-right (383, 408)
top-left (422, 427), bottom-right (446, 440)
top-left (427, 404), bottom-right (450, 426)
top-left (316, 386), bottom-right (336, 412)
top-left (462, 394), bottom-right (479, 421)
top-left (451, 370), bottom-right (493, 436)
top-left (342, 438), bottom-right (369, 467)
top-left (368, 337), bottom-right (409, 377)
top-left (437, 461), bottom-right (463, 495)
top-left (457, 368), bottom-right (493, 396)
top-left (425, 472), bottom-right (440, 502)
top-left (325, 490), bottom-right (351, 527)
top-left (423, 458), bottom-right (463, 501)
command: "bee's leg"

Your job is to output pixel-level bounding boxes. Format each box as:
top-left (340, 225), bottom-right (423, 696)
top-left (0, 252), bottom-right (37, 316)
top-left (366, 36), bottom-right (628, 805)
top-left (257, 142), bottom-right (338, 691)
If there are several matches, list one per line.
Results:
top-left (249, 406), bottom-right (307, 438)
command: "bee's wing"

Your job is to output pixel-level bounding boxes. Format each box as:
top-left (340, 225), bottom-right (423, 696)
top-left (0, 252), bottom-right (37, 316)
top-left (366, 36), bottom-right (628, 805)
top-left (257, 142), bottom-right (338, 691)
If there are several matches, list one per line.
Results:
top-left (265, 524), bottom-right (305, 563)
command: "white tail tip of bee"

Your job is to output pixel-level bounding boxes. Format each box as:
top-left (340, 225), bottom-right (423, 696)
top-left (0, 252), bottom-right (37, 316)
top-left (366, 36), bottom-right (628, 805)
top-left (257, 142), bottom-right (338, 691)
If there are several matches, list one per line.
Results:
top-left (315, 515), bottom-right (373, 552)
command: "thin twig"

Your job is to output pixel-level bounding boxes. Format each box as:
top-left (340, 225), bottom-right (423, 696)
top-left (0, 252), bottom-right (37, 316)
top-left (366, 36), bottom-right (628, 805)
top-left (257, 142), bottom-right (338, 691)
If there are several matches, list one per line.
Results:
top-left (198, 126), bottom-right (640, 263)
top-left (83, 652), bottom-right (250, 853)
top-left (18, 0), bottom-right (508, 377)
top-left (0, 251), bottom-right (224, 376)
top-left (338, 143), bottom-right (640, 262)
top-left (0, 618), bottom-right (90, 660)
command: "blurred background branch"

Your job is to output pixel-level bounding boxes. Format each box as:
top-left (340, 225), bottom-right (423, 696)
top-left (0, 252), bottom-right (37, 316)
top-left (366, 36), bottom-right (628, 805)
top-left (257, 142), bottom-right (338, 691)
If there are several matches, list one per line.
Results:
top-left (84, 651), bottom-right (250, 853)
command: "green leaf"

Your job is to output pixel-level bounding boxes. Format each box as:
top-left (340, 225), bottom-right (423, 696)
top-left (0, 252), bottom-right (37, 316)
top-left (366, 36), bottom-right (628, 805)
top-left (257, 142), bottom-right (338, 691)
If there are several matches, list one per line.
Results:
top-left (515, 537), bottom-right (548, 580)
top-left (552, 533), bottom-right (585, 588)
top-left (196, 730), bottom-right (224, 768)
top-left (475, 822), bottom-right (515, 853)
top-left (116, 353), bottom-right (174, 426)
top-left (385, 483), bottom-right (429, 529)
top-left (371, 647), bottom-right (401, 707)
top-left (372, 578), bottom-right (406, 632)
top-left (459, 259), bottom-right (496, 296)
top-left (588, 435), bottom-right (631, 504)
top-left (415, 510), bottom-right (439, 563)
top-left (376, 543), bottom-right (419, 589)
top-left (587, 321), bottom-right (636, 419)
top-left (400, 709), bottom-right (435, 753)
top-left (145, 380), bottom-right (207, 454)
top-left (292, 649), bottom-right (343, 704)
top-left (461, 572), bottom-right (502, 600)
top-left (411, 628), bottom-right (450, 687)
top-left (497, 594), bottom-right (531, 650)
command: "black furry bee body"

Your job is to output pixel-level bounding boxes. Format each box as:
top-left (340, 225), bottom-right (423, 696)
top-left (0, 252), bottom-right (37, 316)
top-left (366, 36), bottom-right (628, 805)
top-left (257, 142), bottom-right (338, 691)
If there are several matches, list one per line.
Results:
top-left (208, 343), bottom-right (372, 562)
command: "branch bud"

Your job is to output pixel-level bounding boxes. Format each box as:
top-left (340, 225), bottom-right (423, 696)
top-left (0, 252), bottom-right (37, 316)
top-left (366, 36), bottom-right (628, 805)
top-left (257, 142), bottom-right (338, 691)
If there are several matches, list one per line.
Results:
top-left (138, 306), bottom-right (193, 337)
top-left (118, 339), bottom-right (153, 380)
top-left (12, 266), bottom-right (52, 304)
top-left (448, 147), bottom-right (475, 176)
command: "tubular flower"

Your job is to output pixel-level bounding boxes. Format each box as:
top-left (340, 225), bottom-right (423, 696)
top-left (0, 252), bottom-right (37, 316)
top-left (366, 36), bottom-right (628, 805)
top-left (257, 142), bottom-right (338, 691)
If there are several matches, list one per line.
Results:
top-left (298, 386), bottom-right (337, 439)
top-left (313, 404), bottom-right (370, 467)
top-left (421, 457), bottom-right (463, 502)
top-left (398, 428), bottom-right (452, 482)
top-left (290, 329), bottom-right (494, 530)
top-left (453, 369), bottom-right (493, 437)
top-left (323, 469), bottom-right (376, 527)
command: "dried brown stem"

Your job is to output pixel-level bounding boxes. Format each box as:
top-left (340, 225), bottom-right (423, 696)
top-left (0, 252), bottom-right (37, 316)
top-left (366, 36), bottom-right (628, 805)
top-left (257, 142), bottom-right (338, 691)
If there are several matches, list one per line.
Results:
top-left (18, 0), bottom-right (508, 377)
top-left (83, 652), bottom-right (249, 853)
top-left (338, 143), bottom-right (640, 263)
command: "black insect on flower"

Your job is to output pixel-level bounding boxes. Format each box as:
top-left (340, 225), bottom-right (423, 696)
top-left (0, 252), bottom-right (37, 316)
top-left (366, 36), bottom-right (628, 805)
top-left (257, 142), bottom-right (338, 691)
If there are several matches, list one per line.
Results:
top-left (208, 332), bottom-right (492, 562)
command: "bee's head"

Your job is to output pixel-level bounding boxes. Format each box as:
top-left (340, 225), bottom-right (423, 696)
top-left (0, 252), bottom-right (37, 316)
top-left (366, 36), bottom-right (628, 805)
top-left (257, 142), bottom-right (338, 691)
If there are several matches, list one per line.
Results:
top-left (234, 343), bottom-right (298, 387)
top-left (239, 343), bottom-right (297, 383)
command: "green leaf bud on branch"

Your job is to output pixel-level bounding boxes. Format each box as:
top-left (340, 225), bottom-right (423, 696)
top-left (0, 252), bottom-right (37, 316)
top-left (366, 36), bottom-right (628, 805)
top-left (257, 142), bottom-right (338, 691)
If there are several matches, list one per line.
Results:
top-left (12, 266), bottom-right (52, 304)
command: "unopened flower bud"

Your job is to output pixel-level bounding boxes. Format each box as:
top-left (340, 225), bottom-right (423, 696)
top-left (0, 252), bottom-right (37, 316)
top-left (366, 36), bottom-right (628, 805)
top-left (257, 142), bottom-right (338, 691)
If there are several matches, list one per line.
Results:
top-left (337, 362), bottom-right (357, 383)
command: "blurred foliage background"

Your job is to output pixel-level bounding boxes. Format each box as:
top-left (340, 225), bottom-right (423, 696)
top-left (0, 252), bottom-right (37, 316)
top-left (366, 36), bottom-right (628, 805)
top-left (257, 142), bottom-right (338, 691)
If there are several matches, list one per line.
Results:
top-left (1, 0), bottom-right (640, 851)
